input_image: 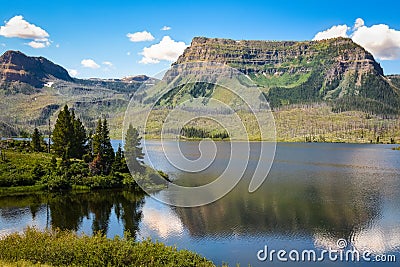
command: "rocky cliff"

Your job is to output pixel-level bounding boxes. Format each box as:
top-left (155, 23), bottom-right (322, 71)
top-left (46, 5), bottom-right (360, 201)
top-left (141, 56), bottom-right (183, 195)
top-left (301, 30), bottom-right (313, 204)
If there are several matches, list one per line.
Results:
top-left (175, 37), bottom-right (400, 114)
top-left (0, 50), bottom-right (73, 89)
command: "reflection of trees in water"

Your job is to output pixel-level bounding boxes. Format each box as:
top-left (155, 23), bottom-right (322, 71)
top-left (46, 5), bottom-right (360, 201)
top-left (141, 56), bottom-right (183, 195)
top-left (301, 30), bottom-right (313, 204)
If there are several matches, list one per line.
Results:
top-left (0, 190), bottom-right (145, 239)
top-left (47, 190), bottom-right (145, 239)
top-left (173, 172), bottom-right (382, 240)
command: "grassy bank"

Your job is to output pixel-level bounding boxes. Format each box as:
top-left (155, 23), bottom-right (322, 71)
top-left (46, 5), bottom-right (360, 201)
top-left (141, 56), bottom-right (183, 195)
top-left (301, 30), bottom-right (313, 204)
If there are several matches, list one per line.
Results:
top-left (0, 145), bottom-right (167, 196)
top-left (0, 228), bottom-right (219, 267)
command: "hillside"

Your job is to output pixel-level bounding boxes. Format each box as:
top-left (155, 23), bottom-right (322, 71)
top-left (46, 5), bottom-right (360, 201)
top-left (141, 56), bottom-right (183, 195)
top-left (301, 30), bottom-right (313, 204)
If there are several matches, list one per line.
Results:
top-left (175, 37), bottom-right (400, 114)
top-left (0, 50), bottom-right (152, 138)
top-left (0, 50), bottom-right (73, 92)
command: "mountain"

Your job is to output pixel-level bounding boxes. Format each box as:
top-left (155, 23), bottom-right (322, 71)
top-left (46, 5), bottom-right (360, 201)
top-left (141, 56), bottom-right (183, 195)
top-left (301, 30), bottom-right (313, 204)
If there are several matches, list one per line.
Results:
top-left (0, 42), bottom-right (399, 143)
top-left (174, 37), bottom-right (400, 114)
top-left (0, 50), bottom-right (154, 138)
top-left (0, 50), bottom-right (73, 91)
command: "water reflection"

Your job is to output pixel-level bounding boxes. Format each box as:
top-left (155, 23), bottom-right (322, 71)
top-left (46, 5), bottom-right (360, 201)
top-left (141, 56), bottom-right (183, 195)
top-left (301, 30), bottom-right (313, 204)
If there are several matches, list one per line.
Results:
top-left (0, 190), bottom-right (145, 239)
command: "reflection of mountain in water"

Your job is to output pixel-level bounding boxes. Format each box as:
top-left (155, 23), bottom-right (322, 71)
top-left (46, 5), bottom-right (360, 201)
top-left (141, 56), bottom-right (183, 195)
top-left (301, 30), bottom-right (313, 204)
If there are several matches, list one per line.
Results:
top-left (173, 173), bottom-right (381, 240)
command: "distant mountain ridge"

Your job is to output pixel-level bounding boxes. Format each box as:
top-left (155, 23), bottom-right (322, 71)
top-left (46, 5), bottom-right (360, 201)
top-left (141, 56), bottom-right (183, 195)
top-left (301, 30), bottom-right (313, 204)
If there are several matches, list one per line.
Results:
top-left (0, 50), bottom-right (73, 89)
top-left (0, 50), bottom-right (154, 137)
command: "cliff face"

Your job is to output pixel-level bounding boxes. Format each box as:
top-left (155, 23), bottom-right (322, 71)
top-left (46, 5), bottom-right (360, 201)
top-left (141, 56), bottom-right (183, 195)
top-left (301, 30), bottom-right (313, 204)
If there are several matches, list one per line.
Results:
top-left (176, 37), bottom-right (383, 77)
top-left (174, 37), bottom-right (399, 113)
top-left (0, 50), bottom-right (73, 88)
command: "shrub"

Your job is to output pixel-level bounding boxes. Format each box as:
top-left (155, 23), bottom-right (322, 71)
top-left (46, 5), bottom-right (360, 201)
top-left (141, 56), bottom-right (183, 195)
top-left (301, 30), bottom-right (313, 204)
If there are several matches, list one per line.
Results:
top-left (0, 228), bottom-right (217, 267)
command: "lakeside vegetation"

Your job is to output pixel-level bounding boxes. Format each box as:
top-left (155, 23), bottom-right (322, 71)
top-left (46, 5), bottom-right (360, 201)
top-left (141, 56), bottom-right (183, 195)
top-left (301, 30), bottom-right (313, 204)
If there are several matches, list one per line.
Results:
top-left (0, 104), bottom-right (167, 195)
top-left (0, 228), bottom-right (219, 267)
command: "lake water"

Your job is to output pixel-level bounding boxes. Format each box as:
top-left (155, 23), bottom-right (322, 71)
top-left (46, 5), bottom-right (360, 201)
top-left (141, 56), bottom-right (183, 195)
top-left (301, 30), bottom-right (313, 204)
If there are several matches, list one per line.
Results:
top-left (1, 142), bottom-right (399, 266)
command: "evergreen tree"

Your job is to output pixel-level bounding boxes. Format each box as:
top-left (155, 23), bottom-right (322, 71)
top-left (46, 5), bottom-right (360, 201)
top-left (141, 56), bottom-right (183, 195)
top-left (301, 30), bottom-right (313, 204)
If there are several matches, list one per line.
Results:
top-left (52, 105), bottom-right (87, 159)
top-left (101, 118), bottom-right (115, 173)
top-left (93, 118), bottom-right (103, 157)
top-left (52, 105), bottom-right (73, 157)
top-left (90, 117), bottom-right (114, 175)
top-left (31, 127), bottom-right (43, 152)
top-left (113, 144), bottom-right (128, 173)
top-left (124, 124), bottom-right (144, 173)
top-left (70, 110), bottom-right (87, 159)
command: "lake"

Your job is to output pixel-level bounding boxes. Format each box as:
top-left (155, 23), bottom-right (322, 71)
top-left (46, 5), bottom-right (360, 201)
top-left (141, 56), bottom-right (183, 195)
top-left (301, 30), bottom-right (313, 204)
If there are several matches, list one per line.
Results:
top-left (1, 142), bottom-right (399, 266)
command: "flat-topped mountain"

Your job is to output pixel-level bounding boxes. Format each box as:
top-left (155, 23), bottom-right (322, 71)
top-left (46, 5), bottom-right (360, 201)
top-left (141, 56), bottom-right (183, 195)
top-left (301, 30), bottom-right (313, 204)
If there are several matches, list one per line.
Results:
top-left (0, 50), bottom-right (73, 89)
top-left (175, 37), bottom-right (400, 114)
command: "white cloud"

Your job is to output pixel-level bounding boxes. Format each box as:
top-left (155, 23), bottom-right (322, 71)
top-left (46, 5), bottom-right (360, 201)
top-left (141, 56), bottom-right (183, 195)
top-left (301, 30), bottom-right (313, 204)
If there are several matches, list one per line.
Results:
top-left (0, 15), bottom-right (49, 40)
top-left (313, 24), bottom-right (349, 40)
top-left (313, 18), bottom-right (400, 60)
top-left (27, 40), bottom-right (50, 49)
top-left (139, 36), bottom-right (187, 64)
top-left (0, 15), bottom-right (51, 49)
top-left (126, 31), bottom-right (154, 42)
top-left (126, 51), bottom-right (131, 56)
top-left (102, 61), bottom-right (113, 67)
top-left (55, 44), bottom-right (60, 48)
top-left (354, 18), bottom-right (364, 30)
top-left (0, 43), bottom-right (5, 47)
top-left (161, 26), bottom-right (171, 31)
top-left (352, 23), bottom-right (400, 60)
top-left (68, 69), bottom-right (78, 77)
top-left (81, 59), bottom-right (100, 69)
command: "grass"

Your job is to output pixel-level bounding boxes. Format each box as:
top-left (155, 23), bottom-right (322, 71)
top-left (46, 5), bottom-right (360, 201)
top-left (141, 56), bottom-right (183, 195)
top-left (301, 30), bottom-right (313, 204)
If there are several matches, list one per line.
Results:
top-left (0, 227), bottom-right (220, 267)
top-left (0, 260), bottom-right (52, 267)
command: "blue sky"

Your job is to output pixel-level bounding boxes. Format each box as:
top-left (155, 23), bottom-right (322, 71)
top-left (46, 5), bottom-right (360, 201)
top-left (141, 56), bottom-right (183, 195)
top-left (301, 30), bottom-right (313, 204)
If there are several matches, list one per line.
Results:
top-left (1, 0), bottom-right (399, 78)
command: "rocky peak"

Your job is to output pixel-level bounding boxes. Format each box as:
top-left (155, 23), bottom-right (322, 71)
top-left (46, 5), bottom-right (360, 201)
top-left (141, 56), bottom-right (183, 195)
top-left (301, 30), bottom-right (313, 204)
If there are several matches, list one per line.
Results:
top-left (175, 37), bottom-right (383, 77)
top-left (0, 50), bottom-right (73, 88)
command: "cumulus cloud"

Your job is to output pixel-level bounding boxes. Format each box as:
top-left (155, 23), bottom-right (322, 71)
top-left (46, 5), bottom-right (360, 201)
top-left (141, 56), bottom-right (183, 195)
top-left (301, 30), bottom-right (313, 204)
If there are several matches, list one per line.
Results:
top-left (161, 26), bottom-right (171, 31)
top-left (352, 23), bottom-right (400, 60)
top-left (126, 31), bottom-right (154, 42)
top-left (313, 24), bottom-right (349, 41)
top-left (354, 18), bottom-right (364, 30)
top-left (0, 15), bottom-right (50, 48)
top-left (27, 40), bottom-right (50, 49)
top-left (68, 69), bottom-right (78, 77)
top-left (313, 18), bottom-right (400, 60)
top-left (81, 59), bottom-right (100, 69)
top-left (102, 61), bottom-right (113, 67)
top-left (139, 36), bottom-right (187, 64)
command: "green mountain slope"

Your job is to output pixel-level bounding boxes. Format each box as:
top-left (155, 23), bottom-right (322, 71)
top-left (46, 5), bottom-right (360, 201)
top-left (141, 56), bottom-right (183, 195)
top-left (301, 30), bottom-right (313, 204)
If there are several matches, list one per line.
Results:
top-left (175, 37), bottom-right (400, 114)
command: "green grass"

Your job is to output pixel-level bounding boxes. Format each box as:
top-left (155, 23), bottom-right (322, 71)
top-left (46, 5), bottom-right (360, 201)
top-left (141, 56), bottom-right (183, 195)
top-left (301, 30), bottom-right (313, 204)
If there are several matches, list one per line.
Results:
top-left (0, 260), bottom-right (52, 267)
top-left (249, 71), bottom-right (312, 89)
top-left (0, 228), bottom-right (220, 267)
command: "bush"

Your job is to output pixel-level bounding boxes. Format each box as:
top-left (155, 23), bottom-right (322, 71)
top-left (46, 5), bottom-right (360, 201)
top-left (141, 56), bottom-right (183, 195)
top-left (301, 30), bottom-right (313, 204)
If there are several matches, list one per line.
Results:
top-left (0, 228), bottom-right (217, 267)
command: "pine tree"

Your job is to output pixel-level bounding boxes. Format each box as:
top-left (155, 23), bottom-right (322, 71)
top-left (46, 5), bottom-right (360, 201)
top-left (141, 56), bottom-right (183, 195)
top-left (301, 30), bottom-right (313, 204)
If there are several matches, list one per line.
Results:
top-left (31, 127), bottom-right (43, 152)
top-left (124, 124), bottom-right (144, 173)
top-left (90, 117), bottom-right (114, 175)
top-left (101, 118), bottom-right (115, 174)
top-left (52, 105), bottom-right (87, 159)
top-left (52, 105), bottom-right (73, 157)
top-left (70, 110), bottom-right (87, 159)
top-left (93, 118), bottom-right (103, 157)
top-left (113, 144), bottom-right (128, 173)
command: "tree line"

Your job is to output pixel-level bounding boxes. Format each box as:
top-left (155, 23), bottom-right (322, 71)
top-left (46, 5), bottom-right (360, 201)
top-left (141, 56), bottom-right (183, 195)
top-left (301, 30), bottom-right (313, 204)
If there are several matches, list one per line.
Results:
top-left (13, 104), bottom-right (147, 190)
